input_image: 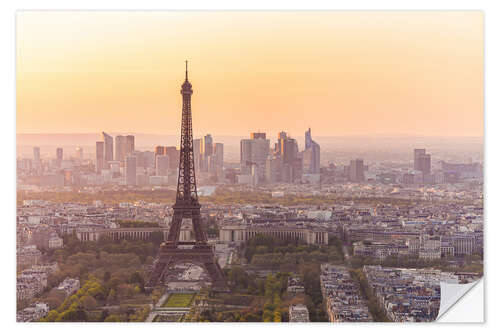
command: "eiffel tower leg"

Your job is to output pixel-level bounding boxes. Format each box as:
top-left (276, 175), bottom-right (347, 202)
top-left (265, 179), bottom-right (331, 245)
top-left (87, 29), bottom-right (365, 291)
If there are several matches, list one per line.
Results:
top-left (146, 261), bottom-right (167, 292)
top-left (166, 209), bottom-right (184, 247)
top-left (203, 260), bottom-right (229, 292)
top-left (191, 209), bottom-right (207, 244)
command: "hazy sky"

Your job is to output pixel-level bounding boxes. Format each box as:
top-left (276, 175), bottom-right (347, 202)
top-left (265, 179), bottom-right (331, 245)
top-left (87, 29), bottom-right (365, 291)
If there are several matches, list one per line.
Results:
top-left (16, 11), bottom-right (483, 138)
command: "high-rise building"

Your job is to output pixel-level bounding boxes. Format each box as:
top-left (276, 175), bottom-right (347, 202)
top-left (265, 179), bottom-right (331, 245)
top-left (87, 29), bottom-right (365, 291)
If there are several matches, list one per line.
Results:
top-left (156, 155), bottom-right (169, 176)
top-left (155, 146), bottom-right (166, 156)
top-left (250, 132), bottom-right (266, 140)
top-left (212, 143), bottom-right (224, 177)
top-left (193, 136), bottom-right (223, 178)
top-left (193, 138), bottom-right (202, 173)
top-left (349, 159), bottom-right (365, 182)
top-left (115, 135), bottom-right (135, 161)
top-left (275, 131), bottom-right (288, 154)
top-left (125, 156), bottom-right (137, 186)
top-left (240, 133), bottom-right (270, 181)
top-left (202, 134), bottom-right (213, 157)
top-left (420, 154), bottom-right (431, 175)
top-left (56, 148), bottom-right (63, 160)
top-left (126, 135), bottom-right (135, 155)
top-left (414, 149), bottom-right (426, 171)
top-left (414, 148), bottom-right (431, 175)
top-left (278, 134), bottom-right (298, 165)
top-left (33, 147), bottom-right (40, 161)
top-left (142, 151), bottom-right (155, 168)
top-left (199, 134), bottom-right (213, 172)
top-left (115, 135), bottom-right (126, 161)
top-left (165, 146), bottom-right (179, 170)
top-left (303, 128), bottom-right (320, 174)
top-left (102, 132), bottom-right (113, 166)
top-left (95, 142), bottom-right (104, 173)
top-left (56, 148), bottom-right (63, 167)
top-left (75, 147), bottom-right (83, 160)
top-left (154, 146), bottom-right (166, 169)
top-left (266, 155), bottom-right (283, 183)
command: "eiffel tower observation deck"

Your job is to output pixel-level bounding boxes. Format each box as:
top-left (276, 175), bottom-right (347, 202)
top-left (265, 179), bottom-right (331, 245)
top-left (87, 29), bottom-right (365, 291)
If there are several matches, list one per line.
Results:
top-left (146, 62), bottom-right (228, 292)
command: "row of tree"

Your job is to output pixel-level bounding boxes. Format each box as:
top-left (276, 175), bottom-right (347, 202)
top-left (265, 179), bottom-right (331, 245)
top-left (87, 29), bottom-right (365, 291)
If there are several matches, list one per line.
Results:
top-left (349, 268), bottom-right (390, 322)
top-left (243, 234), bottom-right (344, 267)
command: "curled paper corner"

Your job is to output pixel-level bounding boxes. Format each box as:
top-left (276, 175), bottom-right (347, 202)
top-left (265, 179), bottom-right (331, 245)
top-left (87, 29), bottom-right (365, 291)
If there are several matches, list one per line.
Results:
top-left (437, 278), bottom-right (484, 322)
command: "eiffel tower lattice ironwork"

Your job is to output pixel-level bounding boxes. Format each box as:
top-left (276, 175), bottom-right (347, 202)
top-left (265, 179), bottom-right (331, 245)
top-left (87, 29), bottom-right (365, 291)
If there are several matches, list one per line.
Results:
top-left (146, 61), bottom-right (228, 292)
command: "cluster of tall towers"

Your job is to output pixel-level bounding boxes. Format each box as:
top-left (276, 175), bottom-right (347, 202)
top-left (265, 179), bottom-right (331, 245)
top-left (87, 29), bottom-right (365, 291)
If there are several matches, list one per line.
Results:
top-left (240, 128), bottom-right (321, 185)
top-left (193, 134), bottom-right (224, 179)
top-left (95, 132), bottom-right (135, 173)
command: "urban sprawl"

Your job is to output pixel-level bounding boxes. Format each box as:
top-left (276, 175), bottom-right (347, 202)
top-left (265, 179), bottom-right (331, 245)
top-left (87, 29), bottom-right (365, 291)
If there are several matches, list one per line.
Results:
top-left (17, 130), bottom-right (483, 322)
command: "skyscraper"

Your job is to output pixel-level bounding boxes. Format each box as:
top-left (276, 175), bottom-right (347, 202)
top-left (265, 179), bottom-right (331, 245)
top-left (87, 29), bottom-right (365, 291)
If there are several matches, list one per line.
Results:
top-left (102, 132), bottom-right (113, 167)
top-left (278, 133), bottom-right (298, 165)
top-left (200, 134), bottom-right (213, 172)
top-left (265, 155), bottom-right (283, 183)
top-left (125, 156), bottom-right (137, 186)
top-left (115, 135), bottom-right (126, 161)
top-left (420, 154), bottom-right (431, 175)
top-left (275, 131), bottom-right (288, 154)
top-left (212, 143), bottom-right (224, 177)
top-left (156, 155), bottom-right (169, 176)
top-left (56, 148), bottom-right (63, 167)
top-left (193, 138), bottom-right (202, 173)
top-left (155, 146), bottom-right (166, 170)
top-left (240, 133), bottom-right (270, 181)
top-left (250, 132), bottom-right (266, 140)
top-left (414, 148), bottom-right (431, 175)
top-left (155, 146), bottom-right (166, 156)
top-left (33, 147), bottom-right (40, 161)
top-left (303, 128), bottom-right (320, 174)
top-left (414, 149), bottom-right (426, 171)
top-left (126, 135), bottom-right (135, 155)
top-left (349, 159), bottom-right (365, 182)
top-left (115, 135), bottom-right (135, 161)
top-left (202, 134), bottom-right (213, 157)
top-left (95, 141), bottom-right (104, 173)
top-left (165, 146), bottom-right (180, 170)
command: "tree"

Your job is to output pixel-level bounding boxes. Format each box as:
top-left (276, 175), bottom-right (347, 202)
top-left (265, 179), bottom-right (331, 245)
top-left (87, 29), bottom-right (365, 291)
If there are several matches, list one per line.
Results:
top-left (103, 271), bottom-right (111, 282)
top-left (129, 271), bottom-right (144, 286)
top-left (262, 309), bottom-right (273, 322)
top-left (104, 314), bottom-right (122, 322)
top-left (42, 310), bottom-right (58, 322)
top-left (80, 295), bottom-right (97, 310)
top-left (44, 296), bottom-right (64, 310)
top-left (133, 285), bottom-right (141, 295)
top-left (106, 289), bottom-right (117, 304)
top-left (99, 310), bottom-right (109, 322)
top-left (56, 307), bottom-right (88, 322)
top-left (273, 309), bottom-right (282, 322)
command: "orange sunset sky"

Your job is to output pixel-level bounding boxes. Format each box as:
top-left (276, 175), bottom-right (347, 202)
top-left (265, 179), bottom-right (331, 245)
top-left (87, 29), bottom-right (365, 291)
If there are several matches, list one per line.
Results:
top-left (16, 11), bottom-right (483, 138)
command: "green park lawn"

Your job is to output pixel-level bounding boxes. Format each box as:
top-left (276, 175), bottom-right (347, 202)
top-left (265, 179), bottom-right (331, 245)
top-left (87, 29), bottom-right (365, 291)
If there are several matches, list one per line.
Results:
top-left (162, 293), bottom-right (195, 308)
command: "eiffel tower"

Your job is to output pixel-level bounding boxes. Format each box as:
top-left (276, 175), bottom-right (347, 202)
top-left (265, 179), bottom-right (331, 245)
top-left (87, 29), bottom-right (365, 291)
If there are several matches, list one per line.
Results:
top-left (146, 62), bottom-right (228, 292)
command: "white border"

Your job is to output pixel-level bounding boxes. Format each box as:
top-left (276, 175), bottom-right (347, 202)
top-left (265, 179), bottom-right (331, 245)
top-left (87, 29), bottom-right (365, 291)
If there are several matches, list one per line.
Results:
top-left (2, 1), bottom-right (497, 332)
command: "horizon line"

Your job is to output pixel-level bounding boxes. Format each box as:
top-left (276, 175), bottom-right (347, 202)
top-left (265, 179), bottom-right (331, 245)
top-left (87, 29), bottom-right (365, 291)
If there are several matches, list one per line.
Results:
top-left (16, 132), bottom-right (484, 138)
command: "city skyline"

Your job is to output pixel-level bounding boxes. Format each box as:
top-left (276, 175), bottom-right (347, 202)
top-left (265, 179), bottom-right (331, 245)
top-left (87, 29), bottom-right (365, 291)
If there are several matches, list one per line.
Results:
top-left (17, 11), bottom-right (483, 137)
top-left (14, 10), bottom-right (485, 324)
